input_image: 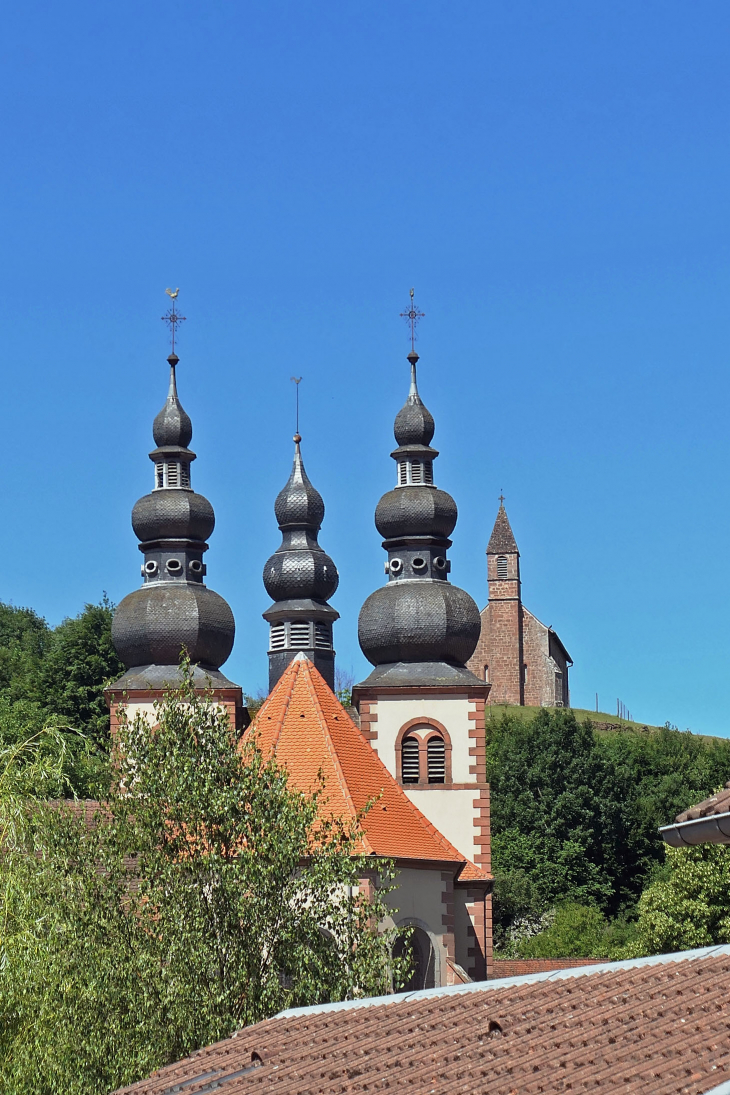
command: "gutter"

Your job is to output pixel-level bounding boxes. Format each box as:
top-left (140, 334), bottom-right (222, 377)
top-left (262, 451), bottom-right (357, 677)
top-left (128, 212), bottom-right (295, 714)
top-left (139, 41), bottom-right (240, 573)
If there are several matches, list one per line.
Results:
top-left (659, 810), bottom-right (730, 847)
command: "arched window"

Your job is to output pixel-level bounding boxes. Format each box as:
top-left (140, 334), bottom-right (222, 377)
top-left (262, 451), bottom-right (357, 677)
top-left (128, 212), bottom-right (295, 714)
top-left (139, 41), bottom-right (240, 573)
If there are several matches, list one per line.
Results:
top-left (427, 736), bottom-right (445, 784)
top-left (497, 555), bottom-right (508, 579)
top-left (484, 664), bottom-right (489, 682)
top-left (393, 927), bottom-right (436, 991)
top-left (401, 737), bottom-right (420, 784)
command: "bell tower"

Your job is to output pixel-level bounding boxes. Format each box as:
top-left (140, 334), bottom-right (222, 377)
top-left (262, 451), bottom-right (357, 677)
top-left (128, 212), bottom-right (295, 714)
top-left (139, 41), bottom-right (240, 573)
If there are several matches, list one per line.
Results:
top-left (352, 293), bottom-right (492, 980)
top-left (262, 434), bottom-right (339, 691)
top-left (484, 501), bottom-right (523, 705)
top-left (106, 294), bottom-right (242, 729)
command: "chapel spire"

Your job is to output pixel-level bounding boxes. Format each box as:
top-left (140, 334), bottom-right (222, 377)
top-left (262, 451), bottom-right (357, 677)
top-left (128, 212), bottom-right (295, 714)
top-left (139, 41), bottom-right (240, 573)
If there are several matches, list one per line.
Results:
top-left (487, 499), bottom-right (519, 555)
top-left (262, 433), bottom-right (339, 691)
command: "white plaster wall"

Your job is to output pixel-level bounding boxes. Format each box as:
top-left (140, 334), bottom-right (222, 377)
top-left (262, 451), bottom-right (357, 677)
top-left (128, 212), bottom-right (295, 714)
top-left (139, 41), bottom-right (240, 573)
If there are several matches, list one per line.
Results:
top-left (371, 694), bottom-right (474, 781)
top-left (453, 887), bottom-right (474, 973)
top-left (404, 787), bottom-right (478, 863)
top-left (380, 866), bottom-right (448, 987)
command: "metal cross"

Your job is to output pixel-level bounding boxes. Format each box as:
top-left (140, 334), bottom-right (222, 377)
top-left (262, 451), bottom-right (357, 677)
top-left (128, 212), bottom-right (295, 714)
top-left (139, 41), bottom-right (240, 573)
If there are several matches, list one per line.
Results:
top-left (400, 287), bottom-right (425, 352)
top-left (162, 288), bottom-right (186, 355)
top-left (499, 492), bottom-right (505, 505)
top-left (291, 376), bottom-right (302, 437)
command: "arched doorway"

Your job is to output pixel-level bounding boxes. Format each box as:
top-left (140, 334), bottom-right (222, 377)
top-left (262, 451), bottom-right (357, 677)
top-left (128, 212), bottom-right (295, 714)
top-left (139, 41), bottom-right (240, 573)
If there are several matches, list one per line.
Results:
top-left (393, 926), bottom-right (436, 991)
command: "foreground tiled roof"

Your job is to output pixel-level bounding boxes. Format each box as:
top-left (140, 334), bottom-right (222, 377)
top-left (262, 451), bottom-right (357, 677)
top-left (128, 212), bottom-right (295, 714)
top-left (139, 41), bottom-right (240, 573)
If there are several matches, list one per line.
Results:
top-left (660, 782), bottom-right (730, 847)
top-left (247, 654), bottom-right (488, 879)
top-left (116, 945), bottom-right (730, 1095)
top-left (676, 783), bottom-right (730, 823)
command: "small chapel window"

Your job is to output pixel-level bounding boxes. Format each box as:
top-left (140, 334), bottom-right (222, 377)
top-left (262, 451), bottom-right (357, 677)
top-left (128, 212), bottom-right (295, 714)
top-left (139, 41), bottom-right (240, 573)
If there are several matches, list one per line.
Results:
top-left (427, 737), bottom-right (446, 784)
top-left (401, 737), bottom-right (420, 784)
top-left (497, 555), bottom-right (508, 579)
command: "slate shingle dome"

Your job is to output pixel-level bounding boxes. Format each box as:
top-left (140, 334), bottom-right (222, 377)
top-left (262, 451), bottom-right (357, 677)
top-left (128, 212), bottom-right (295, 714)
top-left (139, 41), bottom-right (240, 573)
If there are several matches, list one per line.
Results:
top-left (131, 489), bottom-right (215, 543)
top-left (356, 350), bottom-right (481, 680)
top-left (111, 354), bottom-right (235, 674)
top-left (152, 354), bottom-right (193, 447)
top-left (359, 580), bottom-right (481, 666)
top-left (262, 437), bottom-right (339, 691)
top-left (112, 584), bottom-right (235, 668)
top-left (375, 485), bottom-right (457, 541)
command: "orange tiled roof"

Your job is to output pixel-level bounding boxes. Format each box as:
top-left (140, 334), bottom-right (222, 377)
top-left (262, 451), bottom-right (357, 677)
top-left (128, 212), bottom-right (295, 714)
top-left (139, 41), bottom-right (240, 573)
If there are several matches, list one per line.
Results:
top-left (246, 654), bottom-right (487, 880)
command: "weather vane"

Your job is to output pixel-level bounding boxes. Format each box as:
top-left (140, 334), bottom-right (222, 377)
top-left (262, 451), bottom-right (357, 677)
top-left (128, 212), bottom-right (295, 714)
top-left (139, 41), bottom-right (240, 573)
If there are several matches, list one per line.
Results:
top-left (291, 376), bottom-right (302, 439)
top-left (400, 287), bottom-right (425, 353)
top-left (162, 288), bottom-right (186, 355)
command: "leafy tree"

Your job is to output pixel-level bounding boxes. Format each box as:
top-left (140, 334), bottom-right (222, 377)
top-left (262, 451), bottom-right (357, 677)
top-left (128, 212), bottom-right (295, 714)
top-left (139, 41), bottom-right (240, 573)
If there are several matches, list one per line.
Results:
top-left (0, 664), bottom-right (403, 1094)
top-left (39, 596), bottom-right (125, 749)
top-left (487, 709), bottom-right (637, 917)
top-left (630, 844), bottom-right (730, 955)
top-left (0, 603), bottom-right (50, 703)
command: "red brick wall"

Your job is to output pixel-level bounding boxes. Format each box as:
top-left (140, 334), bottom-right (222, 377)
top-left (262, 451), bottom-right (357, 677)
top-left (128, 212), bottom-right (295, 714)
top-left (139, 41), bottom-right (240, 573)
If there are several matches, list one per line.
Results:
top-left (492, 958), bottom-right (602, 979)
top-left (467, 548), bottom-right (523, 705)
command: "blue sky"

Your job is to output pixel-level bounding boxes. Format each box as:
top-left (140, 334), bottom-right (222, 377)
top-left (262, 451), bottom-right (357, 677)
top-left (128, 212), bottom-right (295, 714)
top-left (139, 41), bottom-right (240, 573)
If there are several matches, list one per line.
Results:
top-left (1, 1), bottom-right (730, 732)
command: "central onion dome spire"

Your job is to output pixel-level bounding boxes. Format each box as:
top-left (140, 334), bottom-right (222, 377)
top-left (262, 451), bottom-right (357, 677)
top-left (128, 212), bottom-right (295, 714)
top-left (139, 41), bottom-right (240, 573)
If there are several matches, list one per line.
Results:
top-left (111, 351), bottom-right (236, 686)
top-left (262, 433), bottom-right (339, 691)
top-left (356, 348), bottom-right (482, 686)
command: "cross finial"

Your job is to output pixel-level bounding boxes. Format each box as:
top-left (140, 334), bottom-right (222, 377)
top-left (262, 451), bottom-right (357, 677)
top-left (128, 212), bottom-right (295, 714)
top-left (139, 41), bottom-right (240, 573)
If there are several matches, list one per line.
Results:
top-left (162, 288), bottom-right (186, 355)
top-left (400, 287), bottom-right (425, 353)
top-left (291, 376), bottom-right (302, 440)
top-left (499, 491), bottom-right (505, 505)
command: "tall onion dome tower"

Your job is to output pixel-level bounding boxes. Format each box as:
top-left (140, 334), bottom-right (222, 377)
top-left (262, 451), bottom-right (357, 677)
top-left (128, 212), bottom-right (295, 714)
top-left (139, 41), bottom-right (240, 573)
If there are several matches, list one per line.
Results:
top-left (262, 434), bottom-right (339, 691)
top-left (352, 314), bottom-right (492, 922)
top-left (106, 336), bottom-right (242, 729)
top-left (355, 347), bottom-right (483, 688)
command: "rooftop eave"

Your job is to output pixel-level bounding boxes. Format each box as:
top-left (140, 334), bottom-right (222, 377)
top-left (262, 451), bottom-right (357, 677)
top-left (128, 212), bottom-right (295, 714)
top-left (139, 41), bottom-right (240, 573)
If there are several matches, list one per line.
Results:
top-left (659, 811), bottom-right (730, 847)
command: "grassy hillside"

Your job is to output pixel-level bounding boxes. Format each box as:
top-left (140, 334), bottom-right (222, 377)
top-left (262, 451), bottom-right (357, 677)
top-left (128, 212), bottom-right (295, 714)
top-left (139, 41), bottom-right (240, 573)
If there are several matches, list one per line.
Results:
top-left (484, 704), bottom-right (725, 742)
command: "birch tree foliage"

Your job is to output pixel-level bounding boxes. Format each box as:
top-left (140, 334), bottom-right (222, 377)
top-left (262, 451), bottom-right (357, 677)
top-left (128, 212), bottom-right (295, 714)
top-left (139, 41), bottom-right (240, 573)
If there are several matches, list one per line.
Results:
top-left (0, 663), bottom-right (403, 1095)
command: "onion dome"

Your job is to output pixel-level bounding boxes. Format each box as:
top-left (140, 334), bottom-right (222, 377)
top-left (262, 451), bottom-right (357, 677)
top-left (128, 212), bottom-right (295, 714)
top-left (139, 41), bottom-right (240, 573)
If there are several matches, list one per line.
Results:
top-left (393, 351), bottom-right (435, 447)
top-left (153, 353), bottom-right (193, 448)
top-left (262, 435), bottom-right (339, 691)
top-left (356, 351), bottom-right (481, 686)
top-left (111, 353), bottom-right (235, 677)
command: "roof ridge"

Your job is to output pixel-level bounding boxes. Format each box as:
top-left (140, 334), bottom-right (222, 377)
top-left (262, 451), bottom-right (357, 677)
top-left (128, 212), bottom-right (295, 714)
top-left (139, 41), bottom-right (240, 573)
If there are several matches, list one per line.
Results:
top-left (252, 659), bottom-right (298, 748)
top-left (275, 942), bottom-right (730, 1020)
top-left (300, 660), bottom-right (375, 855)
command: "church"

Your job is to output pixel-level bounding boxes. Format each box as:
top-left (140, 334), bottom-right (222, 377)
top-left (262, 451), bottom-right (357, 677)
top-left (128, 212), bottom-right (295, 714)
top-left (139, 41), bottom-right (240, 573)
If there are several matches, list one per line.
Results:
top-left (102, 299), bottom-right (575, 989)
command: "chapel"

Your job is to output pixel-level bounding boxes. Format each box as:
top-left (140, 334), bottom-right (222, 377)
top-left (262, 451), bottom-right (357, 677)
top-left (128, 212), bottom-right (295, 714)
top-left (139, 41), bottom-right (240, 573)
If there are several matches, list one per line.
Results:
top-left (466, 501), bottom-right (572, 707)
top-left (105, 314), bottom-right (494, 988)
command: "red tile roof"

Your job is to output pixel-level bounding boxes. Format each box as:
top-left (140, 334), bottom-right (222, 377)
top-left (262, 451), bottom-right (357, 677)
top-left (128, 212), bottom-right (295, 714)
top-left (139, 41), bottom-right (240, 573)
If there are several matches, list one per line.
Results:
top-left (115, 945), bottom-right (730, 1095)
top-left (246, 654), bottom-right (488, 879)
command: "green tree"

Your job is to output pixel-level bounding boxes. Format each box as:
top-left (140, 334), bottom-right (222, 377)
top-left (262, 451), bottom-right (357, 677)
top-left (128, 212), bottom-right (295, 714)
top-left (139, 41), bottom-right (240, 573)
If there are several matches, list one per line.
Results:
top-left (487, 709), bottom-right (637, 917)
top-left (40, 596), bottom-right (125, 748)
top-left (0, 665), bottom-right (403, 1094)
top-left (0, 603), bottom-right (50, 703)
top-left (631, 844), bottom-right (730, 955)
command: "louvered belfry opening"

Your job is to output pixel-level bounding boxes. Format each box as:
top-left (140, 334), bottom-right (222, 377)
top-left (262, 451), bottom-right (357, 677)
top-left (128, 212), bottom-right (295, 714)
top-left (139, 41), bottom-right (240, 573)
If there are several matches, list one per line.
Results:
top-left (401, 737), bottom-right (420, 784)
top-left (497, 555), bottom-right (508, 579)
top-left (427, 736), bottom-right (446, 783)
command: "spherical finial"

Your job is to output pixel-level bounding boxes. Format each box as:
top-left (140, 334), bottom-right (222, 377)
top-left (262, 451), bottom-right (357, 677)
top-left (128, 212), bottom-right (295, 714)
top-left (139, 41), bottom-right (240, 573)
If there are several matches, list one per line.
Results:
top-left (407, 350), bottom-right (419, 366)
top-left (293, 433), bottom-right (302, 444)
top-left (167, 353), bottom-right (179, 367)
